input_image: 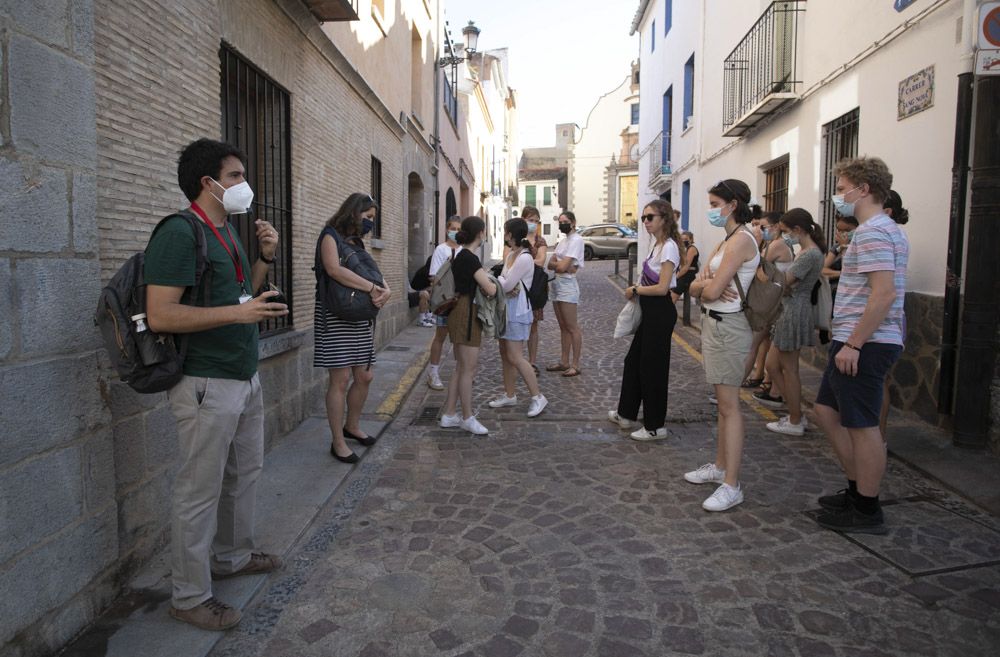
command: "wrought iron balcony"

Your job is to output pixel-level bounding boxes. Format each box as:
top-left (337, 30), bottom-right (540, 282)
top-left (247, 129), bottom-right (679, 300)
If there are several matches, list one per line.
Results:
top-left (301, 0), bottom-right (359, 22)
top-left (722, 1), bottom-right (805, 137)
top-left (648, 131), bottom-right (671, 189)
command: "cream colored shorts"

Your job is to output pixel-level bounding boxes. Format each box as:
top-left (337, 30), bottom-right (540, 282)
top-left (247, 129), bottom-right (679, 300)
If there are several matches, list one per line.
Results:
top-left (701, 310), bottom-right (753, 387)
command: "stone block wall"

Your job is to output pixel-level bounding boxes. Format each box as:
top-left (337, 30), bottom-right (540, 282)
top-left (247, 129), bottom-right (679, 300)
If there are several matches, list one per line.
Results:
top-left (0, 2), bottom-right (123, 655)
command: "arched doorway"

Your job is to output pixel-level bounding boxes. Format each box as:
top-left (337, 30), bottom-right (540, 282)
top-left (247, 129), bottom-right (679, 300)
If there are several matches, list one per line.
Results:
top-left (407, 172), bottom-right (426, 280)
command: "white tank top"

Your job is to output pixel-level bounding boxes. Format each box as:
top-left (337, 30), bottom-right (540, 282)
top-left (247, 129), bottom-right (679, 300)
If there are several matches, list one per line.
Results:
top-left (703, 228), bottom-right (760, 313)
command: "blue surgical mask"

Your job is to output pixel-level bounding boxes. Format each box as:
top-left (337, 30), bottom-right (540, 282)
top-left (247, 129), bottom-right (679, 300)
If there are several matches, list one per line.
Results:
top-left (361, 218), bottom-right (374, 236)
top-left (832, 186), bottom-right (860, 219)
top-left (762, 228), bottom-right (773, 241)
top-left (527, 222), bottom-right (537, 233)
top-left (844, 230), bottom-right (855, 242)
top-left (707, 208), bottom-right (729, 227)
top-left (447, 230), bottom-right (458, 242)
top-left (787, 234), bottom-right (800, 246)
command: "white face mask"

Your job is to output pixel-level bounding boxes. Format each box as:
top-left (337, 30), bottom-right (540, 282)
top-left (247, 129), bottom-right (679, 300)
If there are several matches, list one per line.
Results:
top-left (211, 179), bottom-right (254, 214)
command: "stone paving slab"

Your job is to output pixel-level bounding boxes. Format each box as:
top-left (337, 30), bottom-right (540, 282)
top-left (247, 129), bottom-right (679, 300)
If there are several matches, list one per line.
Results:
top-left (207, 261), bottom-right (1000, 657)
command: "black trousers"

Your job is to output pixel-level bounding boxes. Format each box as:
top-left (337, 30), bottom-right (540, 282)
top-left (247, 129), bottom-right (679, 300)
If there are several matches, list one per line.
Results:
top-left (617, 295), bottom-right (677, 430)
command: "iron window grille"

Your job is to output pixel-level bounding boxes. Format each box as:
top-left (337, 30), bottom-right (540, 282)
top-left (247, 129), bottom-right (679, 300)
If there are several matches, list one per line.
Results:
top-left (763, 160), bottom-right (789, 214)
top-left (820, 108), bottom-right (860, 245)
top-left (722, 1), bottom-right (805, 136)
top-left (220, 44), bottom-right (293, 336)
top-left (370, 156), bottom-right (383, 238)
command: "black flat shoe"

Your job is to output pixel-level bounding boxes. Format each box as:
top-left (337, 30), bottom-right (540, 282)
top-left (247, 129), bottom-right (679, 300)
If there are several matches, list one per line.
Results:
top-left (343, 427), bottom-right (376, 447)
top-left (330, 444), bottom-right (359, 464)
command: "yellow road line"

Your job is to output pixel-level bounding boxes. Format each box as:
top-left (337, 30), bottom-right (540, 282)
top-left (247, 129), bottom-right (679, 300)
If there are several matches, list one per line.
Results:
top-left (375, 350), bottom-right (431, 417)
top-left (672, 330), bottom-right (779, 422)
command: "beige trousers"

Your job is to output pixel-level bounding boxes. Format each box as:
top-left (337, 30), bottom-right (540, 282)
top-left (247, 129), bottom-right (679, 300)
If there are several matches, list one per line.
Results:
top-left (167, 374), bottom-right (264, 609)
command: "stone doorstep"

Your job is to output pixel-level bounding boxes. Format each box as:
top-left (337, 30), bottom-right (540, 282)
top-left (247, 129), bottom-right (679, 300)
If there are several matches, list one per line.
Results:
top-left (62, 324), bottom-right (435, 657)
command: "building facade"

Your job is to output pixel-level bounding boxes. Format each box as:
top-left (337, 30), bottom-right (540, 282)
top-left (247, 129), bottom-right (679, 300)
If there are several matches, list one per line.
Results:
top-left (631, 0), bottom-right (999, 451)
top-left (0, 1), bottom-right (448, 654)
top-left (568, 65), bottom-right (637, 227)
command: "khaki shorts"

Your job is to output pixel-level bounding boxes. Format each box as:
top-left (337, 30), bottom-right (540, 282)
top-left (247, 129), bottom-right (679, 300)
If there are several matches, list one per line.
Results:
top-left (447, 295), bottom-right (482, 347)
top-left (701, 310), bottom-right (753, 387)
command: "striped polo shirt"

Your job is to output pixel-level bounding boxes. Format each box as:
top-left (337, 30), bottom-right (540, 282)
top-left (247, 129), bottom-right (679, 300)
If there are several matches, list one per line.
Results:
top-left (831, 213), bottom-right (909, 346)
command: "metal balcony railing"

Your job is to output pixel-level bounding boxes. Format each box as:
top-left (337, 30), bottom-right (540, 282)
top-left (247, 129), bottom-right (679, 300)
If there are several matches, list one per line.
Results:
top-left (722, 0), bottom-right (805, 137)
top-left (648, 131), bottom-right (671, 184)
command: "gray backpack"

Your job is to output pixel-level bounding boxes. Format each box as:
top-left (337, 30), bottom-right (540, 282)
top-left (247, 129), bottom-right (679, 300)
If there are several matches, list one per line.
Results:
top-left (429, 250), bottom-right (458, 315)
top-left (733, 237), bottom-right (786, 332)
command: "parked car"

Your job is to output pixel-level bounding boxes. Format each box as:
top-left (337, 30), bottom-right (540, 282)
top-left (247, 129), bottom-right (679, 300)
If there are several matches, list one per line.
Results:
top-left (578, 223), bottom-right (638, 261)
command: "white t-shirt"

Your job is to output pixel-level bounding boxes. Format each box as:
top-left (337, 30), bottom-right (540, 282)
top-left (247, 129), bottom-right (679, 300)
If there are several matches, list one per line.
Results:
top-left (644, 239), bottom-right (681, 289)
top-left (499, 250), bottom-right (535, 319)
top-left (553, 232), bottom-right (585, 275)
top-left (429, 243), bottom-right (462, 277)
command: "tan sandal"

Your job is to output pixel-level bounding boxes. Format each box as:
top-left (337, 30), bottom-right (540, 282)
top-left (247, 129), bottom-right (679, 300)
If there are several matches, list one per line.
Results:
top-left (562, 366), bottom-right (581, 377)
top-left (546, 363), bottom-right (569, 372)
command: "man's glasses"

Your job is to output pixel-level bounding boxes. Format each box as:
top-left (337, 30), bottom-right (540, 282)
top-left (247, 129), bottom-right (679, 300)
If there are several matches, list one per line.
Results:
top-left (641, 214), bottom-right (661, 223)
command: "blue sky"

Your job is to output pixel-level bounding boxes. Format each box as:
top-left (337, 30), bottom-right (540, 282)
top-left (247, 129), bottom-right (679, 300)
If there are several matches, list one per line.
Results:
top-left (444, 0), bottom-right (639, 149)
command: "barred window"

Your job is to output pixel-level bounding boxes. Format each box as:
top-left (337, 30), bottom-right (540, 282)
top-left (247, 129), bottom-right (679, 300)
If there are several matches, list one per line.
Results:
top-left (220, 44), bottom-right (293, 336)
top-left (820, 109), bottom-right (860, 245)
top-left (763, 159), bottom-right (789, 214)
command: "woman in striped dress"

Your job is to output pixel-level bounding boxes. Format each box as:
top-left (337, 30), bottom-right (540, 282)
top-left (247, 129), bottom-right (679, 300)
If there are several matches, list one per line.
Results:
top-left (314, 193), bottom-right (391, 463)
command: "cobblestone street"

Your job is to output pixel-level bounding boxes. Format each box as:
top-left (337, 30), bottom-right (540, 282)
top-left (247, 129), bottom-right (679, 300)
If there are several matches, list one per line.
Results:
top-left (211, 261), bottom-right (1000, 657)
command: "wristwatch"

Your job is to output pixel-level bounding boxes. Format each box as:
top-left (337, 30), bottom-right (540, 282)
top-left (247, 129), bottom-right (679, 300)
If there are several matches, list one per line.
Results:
top-left (259, 254), bottom-right (276, 264)
top-left (631, 285), bottom-right (639, 296)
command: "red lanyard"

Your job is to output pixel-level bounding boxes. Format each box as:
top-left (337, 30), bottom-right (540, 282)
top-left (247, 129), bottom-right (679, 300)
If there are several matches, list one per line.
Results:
top-left (190, 202), bottom-right (245, 286)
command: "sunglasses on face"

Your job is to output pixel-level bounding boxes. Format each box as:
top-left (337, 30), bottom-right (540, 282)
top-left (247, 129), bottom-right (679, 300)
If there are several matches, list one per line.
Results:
top-left (641, 214), bottom-right (662, 223)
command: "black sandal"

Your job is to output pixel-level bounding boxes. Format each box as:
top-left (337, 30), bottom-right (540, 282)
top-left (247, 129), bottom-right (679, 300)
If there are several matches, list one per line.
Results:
top-left (343, 427), bottom-right (376, 447)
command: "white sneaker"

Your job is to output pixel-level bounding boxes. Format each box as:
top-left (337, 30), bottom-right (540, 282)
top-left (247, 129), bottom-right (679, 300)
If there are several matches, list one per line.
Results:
top-left (420, 317), bottom-right (436, 327)
top-left (707, 395), bottom-right (718, 405)
top-left (439, 413), bottom-right (462, 428)
top-left (427, 372), bottom-right (445, 390)
top-left (766, 415), bottom-right (805, 436)
top-left (527, 395), bottom-right (548, 418)
top-left (684, 463), bottom-right (726, 484)
top-left (629, 427), bottom-right (668, 441)
top-left (607, 410), bottom-right (637, 429)
top-left (460, 415), bottom-right (489, 435)
top-left (488, 393), bottom-right (517, 408)
top-left (702, 483), bottom-right (744, 512)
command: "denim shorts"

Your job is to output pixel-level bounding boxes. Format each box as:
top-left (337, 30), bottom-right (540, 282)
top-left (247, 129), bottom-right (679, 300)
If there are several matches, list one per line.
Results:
top-left (551, 275), bottom-right (580, 304)
top-left (816, 341), bottom-right (902, 429)
top-left (501, 320), bottom-right (531, 342)
top-left (435, 314), bottom-right (449, 328)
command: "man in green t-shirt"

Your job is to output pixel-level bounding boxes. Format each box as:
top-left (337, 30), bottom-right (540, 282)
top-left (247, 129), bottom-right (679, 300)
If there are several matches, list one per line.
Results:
top-left (145, 138), bottom-right (288, 631)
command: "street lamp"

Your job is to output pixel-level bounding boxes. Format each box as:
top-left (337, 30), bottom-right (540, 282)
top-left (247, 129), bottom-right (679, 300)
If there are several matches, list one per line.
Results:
top-left (439, 21), bottom-right (480, 126)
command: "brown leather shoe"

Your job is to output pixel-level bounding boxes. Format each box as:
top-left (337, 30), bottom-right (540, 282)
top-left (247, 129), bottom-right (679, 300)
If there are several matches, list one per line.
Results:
top-left (212, 552), bottom-right (283, 580)
top-left (169, 597), bottom-right (242, 631)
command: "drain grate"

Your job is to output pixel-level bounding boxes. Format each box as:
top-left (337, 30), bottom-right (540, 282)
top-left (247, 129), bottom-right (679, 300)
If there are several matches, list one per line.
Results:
top-left (413, 405), bottom-right (440, 425)
top-left (383, 346), bottom-right (411, 352)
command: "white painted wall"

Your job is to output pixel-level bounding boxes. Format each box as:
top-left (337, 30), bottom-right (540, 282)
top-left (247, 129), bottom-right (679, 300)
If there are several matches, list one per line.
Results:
top-left (518, 179), bottom-right (562, 246)
top-left (635, 0), bottom-right (965, 295)
top-left (570, 74), bottom-right (633, 226)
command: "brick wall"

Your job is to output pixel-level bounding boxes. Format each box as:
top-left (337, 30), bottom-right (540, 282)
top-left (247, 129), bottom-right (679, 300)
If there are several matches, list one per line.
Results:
top-left (1, 0), bottom-right (437, 654)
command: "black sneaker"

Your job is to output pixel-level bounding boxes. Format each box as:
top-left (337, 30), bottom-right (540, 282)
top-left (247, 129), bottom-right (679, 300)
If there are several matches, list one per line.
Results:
top-left (816, 506), bottom-right (888, 535)
top-left (751, 390), bottom-right (786, 409)
top-left (817, 488), bottom-right (851, 512)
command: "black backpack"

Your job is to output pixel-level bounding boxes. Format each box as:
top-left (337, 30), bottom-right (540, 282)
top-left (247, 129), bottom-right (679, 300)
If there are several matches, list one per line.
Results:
top-left (314, 227), bottom-right (384, 322)
top-left (94, 210), bottom-right (212, 394)
top-left (410, 255), bottom-right (432, 290)
top-left (525, 265), bottom-right (550, 310)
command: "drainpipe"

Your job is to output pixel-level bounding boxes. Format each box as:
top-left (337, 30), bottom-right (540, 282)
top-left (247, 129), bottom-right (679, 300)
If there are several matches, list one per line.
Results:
top-left (432, 1), bottom-right (442, 246)
top-left (939, 0), bottom-right (977, 415)
top-left (952, 0), bottom-right (1000, 448)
